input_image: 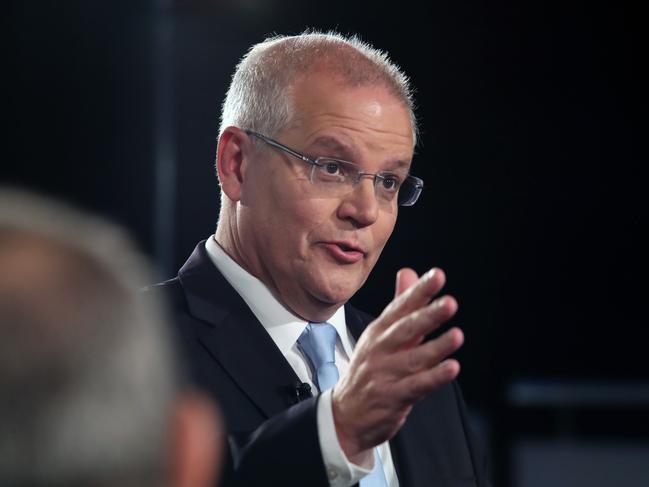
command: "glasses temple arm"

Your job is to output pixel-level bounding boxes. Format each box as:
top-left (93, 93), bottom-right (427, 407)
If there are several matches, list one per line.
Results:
top-left (245, 130), bottom-right (316, 166)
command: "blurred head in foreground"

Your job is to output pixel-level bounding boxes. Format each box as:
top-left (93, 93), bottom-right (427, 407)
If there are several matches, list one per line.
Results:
top-left (0, 189), bottom-right (222, 487)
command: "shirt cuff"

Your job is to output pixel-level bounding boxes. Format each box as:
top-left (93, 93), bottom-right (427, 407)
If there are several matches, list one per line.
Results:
top-left (316, 388), bottom-right (375, 487)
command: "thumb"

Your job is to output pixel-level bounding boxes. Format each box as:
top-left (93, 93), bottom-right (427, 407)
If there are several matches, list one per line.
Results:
top-left (394, 268), bottom-right (419, 298)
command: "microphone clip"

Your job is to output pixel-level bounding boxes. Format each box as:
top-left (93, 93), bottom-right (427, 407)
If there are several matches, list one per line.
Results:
top-left (290, 382), bottom-right (313, 404)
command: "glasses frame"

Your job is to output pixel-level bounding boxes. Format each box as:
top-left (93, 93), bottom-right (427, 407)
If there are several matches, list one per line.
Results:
top-left (244, 129), bottom-right (424, 206)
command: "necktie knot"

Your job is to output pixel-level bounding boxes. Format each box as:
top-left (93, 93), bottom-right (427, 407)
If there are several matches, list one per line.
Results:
top-left (297, 322), bottom-right (339, 392)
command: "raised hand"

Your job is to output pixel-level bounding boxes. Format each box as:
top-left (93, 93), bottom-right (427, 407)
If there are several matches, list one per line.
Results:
top-left (332, 268), bottom-right (464, 458)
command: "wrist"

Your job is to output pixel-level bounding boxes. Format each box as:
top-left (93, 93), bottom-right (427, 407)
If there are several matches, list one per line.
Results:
top-left (332, 389), bottom-right (364, 458)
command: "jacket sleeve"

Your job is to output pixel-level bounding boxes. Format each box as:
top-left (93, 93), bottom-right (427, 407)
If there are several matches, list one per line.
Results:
top-left (222, 396), bottom-right (331, 487)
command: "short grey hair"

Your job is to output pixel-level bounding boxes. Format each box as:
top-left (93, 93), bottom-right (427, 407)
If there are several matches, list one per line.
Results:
top-left (219, 30), bottom-right (418, 146)
top-left (0, 189), bottom-right (178, 486)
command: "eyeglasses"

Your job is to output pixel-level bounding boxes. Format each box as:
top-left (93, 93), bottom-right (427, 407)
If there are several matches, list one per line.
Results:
top-left (244, 130), bottom-right (424, 207)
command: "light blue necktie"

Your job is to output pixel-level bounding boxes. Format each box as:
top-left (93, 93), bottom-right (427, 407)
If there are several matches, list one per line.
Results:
top-left (298, 322), bottom-right (388, 487)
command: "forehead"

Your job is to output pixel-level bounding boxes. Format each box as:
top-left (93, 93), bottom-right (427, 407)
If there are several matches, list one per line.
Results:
top-left (282, 73), bottom-right (414, 168)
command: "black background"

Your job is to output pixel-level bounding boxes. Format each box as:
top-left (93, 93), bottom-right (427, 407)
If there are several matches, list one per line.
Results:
top-left (5, 1), bottom-right (647, 484)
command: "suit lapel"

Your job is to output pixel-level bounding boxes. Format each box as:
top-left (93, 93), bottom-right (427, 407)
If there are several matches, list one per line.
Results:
top-left (178, 241), bottom-right (303, 418)
top-left (344, 303), bottom-right (368, 342)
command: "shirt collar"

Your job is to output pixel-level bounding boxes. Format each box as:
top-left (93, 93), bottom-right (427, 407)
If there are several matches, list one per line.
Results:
top-left (204, 236), bottom-right (353, 358)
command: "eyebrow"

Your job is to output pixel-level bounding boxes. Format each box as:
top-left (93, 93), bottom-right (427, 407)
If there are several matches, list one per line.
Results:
top-left (307, 136), bottom-right (412, 173)
top-left (307, 136), bottom-right (358, 160)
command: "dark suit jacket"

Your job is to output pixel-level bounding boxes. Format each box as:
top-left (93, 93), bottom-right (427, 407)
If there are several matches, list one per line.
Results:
top-left (149, 241), bottom-right (491, 487)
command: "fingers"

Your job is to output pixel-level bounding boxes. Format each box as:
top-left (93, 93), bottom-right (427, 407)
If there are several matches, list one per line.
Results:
top-left (379, 295), bottom-right (458, 351)
top-left (396, 358), bottom-right (461, 404)
top-left (380, 267), bottom-right (447, 331)
top-left (394, 268), bottom-right (419, 298)
top-left (396, 327), bottom-right (464, 374)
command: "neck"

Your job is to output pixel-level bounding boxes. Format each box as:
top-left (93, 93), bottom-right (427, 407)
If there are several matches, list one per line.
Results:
top-left (214, 221), bottom-right (251, 277)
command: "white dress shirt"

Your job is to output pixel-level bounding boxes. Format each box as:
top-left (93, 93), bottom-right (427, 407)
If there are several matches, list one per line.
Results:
top-left (205, 236), bottom-right (398, 487)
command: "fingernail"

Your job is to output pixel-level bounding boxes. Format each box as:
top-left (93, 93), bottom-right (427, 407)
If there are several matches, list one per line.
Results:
top-left (425, 268), bottom-right (436, 280)
top-left (438, 359), bottom-right (451, 369)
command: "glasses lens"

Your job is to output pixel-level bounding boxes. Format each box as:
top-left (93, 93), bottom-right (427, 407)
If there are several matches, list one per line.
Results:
top-left (312, 157), bottom-right (423, 207)
top-left (313, 159), bottom-right (354, 183)
top-left (397, 176), bottom-right (423, 206)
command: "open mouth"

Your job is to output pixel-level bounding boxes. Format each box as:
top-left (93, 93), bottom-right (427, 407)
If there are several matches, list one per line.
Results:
top-left (321, 241), bottom-right (365, 264)
top-left (337, 243), bottom-right (358, 252)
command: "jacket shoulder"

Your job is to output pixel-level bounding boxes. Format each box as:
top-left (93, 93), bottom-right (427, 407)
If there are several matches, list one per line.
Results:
top-left (144, 277), bottom-right (187, 311)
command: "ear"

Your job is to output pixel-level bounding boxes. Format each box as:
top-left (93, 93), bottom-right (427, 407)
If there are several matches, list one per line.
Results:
top-left (216, 126), bottom-right (250, 202)
top-left (169, 389), bottom-right (223, 487)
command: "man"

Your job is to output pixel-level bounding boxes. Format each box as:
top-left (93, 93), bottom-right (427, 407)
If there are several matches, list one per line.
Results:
top-left (153, 32), bottom-right (490, 487)
top-left (0, 189), bottom-right (223, 487)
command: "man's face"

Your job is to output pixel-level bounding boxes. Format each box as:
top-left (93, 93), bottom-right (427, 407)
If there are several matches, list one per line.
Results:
top-left (236, 73), bottom-right (414, 320)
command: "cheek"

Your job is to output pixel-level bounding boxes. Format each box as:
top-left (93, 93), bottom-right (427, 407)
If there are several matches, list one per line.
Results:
top-left (372, 213), bottom-right (398, 248)
top-left (286, 196), bottom-right (338, 235)
top-left (264, 200), bottom-right (331, 260)
top-left (247, 177), bottom-right (301, 230)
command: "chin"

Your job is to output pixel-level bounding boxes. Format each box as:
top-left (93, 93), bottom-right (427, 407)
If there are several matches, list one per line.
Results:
top-left (312, 274), bottom-right (365, 306)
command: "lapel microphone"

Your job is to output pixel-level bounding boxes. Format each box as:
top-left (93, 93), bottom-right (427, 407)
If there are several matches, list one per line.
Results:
top-left (290, 382), bottom-right (313, 404)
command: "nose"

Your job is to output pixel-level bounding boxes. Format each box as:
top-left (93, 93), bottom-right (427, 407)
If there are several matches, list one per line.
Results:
top-left (336, 176), bottom-right (379, 227)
